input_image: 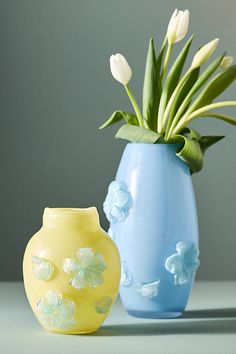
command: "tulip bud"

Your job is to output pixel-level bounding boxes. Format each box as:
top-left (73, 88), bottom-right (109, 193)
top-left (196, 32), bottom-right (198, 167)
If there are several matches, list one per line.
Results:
top-left (167, 9), bottom-right (190, 44)
top-left (191, 38), bottom-right (220, 68)
top-left (220, 56), bottom-right (234, 69)
top-left (110, 53), bottom-right (132, 85)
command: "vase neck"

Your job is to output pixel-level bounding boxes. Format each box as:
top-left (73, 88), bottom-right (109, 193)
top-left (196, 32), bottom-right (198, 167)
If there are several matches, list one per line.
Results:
top-left (42, 207), bottom-right (100, 231)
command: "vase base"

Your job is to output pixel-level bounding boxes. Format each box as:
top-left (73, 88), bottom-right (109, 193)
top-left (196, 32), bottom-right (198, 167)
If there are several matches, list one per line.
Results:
top-left (127, 309), bottom-right (183, 319)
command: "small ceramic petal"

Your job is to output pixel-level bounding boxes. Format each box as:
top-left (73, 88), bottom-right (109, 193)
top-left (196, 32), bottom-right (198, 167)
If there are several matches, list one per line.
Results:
top-left (88, 270), bottom-right (104, 288)
top-left (165, 241), bottom-right (200, 285)
top-left (114, 190), bottom-right (130, 207)
top-left (37, 299), bottom-right (52, 314)
top-left (120, 261), bottom-right (133, 287)
top-left (108, 181), bottom-right (122, 193)
top-left (94, 296), bottom-right (113, 314)
top-left (57, 300), bottom-right (75, 317)
top-left (71, 270), bottom-right (88, 289)
top-left (137, 280), bottom-right (160, 299)
top-left (32, 256), bottom-right (54, 280)
top-left (47, 290), bottom-right (62, 307)
top-left (90, 253), bottom-right (107, 272)
top-left (174, 267), bottom-right (190, 285)
top-left (63, 258), bottom-right (80, 274)
top-left (77, 248), bottom-right (94, 267)
top-left (110, 205), bottom-right (124, 222)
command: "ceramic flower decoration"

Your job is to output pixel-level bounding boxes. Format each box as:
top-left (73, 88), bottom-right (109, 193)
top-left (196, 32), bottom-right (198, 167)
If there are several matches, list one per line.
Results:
top-left (136, 280), bottom-right (160, 299)
top-left (103, 181), bottom-right (133, 223)
top-left (63, 248), bottom-right (107, 289)
top-left (32, 256), bottom-right (54, 281)
top-left (165, 241), bottom-right (200, 285)
top-left (37, 290), bottom-right (76, 329)
top-left (100, 8), bottom-right (236, 174)
top-left (94, 296), bottom-right (113, 314)
top-left (120, 261), bottom-right (133, 287)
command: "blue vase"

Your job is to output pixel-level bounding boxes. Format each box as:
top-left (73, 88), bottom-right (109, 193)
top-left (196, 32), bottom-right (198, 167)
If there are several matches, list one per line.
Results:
top-left (103, 143), bottom-right (200, 319)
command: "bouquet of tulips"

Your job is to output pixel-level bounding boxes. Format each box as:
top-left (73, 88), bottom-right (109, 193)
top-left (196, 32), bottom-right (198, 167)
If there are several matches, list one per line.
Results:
top-left (100, 9), bottom-right (236, 173)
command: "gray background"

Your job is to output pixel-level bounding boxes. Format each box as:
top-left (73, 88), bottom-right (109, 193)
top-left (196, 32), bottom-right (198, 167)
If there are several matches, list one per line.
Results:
top-left (0, 0), bottom-right (235, 281)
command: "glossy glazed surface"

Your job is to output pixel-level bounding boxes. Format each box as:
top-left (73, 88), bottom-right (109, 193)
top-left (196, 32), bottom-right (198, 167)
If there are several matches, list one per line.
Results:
top-left (23, 207), bottom-right (120, 334)
top-left (106, 144), bottom-right (199, 318)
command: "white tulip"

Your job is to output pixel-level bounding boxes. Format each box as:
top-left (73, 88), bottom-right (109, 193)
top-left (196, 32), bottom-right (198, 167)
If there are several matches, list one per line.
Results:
top-left (191, 38), bottom-right (220, 68)
top-left (110, 53), bottom-right (132, 85)
top-left (220, 56), bottom-right (234, 69)
top-left (167, 9), bottom-right (190, 44)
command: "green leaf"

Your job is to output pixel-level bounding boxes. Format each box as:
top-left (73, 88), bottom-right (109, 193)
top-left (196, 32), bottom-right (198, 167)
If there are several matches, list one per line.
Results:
top-left (196, 111), bottom-right (236, 126)
top-left (188, 64), bottom-right (236, 113)
top-left (156, 37), bottom-right (167, 75)
top-left (170, 55), bottom-right (225, 131)
top-left (198, 135), bottom-right (225, 154)
top-left (181, 127), bottom-right (201, 141)
top-left (181, 127), bottom-right (224, 153)
top-left (158, 36), bottom-right (194, 123)
top-left (142, 38), bottom-right (161, 131)
top-left (170, 134), bottom-right (203, 173)
top-left (166, 67), bottom-right (200, 133)
top-left (99, 111), bottom-right (138, 129)
top-left (115, 124), bottom-right (164, 143)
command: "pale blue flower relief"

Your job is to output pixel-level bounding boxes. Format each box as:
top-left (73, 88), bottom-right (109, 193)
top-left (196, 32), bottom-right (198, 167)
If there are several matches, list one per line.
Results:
top-left (165, 241), bottom-right (200, 285)
top-left (103, 181), bottom-right (133, 223)
top-left (136, 280), bottom-right (160, 299)
top-left (120, 261), bottom-right (133, 287)
top-left (63, 248), bottom-right (107, 290)
top-left (94, 296), bottom-right (113, 314)
top-left (32, 256), bottom-right (54, 281)
top-left (37, 290), bottom-right (76, 329)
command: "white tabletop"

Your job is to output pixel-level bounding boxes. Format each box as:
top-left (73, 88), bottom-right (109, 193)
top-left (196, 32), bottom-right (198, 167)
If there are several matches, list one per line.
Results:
top-left (0, 281), bottom-right (236, 354)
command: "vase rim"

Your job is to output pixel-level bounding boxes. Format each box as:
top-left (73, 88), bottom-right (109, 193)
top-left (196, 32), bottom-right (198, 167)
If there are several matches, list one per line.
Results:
top-left (42, 207), bottom-right (100, 229)
top-left (44, 207), bottom-right (97, 215)
top-left (126, 143), bottom-right (178, 146)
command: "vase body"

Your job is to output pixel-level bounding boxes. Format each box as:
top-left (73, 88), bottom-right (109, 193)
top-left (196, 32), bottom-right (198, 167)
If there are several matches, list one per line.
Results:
top-left (103, 144), bottom-right (199, 319)
top-left (23, 207), bottom-right (120, 334)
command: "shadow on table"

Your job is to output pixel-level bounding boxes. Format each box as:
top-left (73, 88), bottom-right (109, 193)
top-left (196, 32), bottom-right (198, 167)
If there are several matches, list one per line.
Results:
top-left (92, 308), bottom-right (236, 336)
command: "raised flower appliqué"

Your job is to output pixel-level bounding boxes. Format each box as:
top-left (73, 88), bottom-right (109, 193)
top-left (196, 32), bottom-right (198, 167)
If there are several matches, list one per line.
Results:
top-left (94, 296), bottom-right (113, 314)
top-left (37, 290), bottom-right (76, 329)
top-left (103, 181), bottom-right (133, 223)
top-left (63, 248), bottom-right (107, 290)
top-left (32, 256), bottom-right (54, 281)
top-left (136, 280), bottom-right (160, 299)
top-left (120, 261), bottom-right (133, 287)
top-left (165, 241), bottom-right (200, 285)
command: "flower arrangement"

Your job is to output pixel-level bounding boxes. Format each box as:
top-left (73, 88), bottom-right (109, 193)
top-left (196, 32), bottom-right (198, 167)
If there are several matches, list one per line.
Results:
top-left (100, 9), bottom-right (236, 173)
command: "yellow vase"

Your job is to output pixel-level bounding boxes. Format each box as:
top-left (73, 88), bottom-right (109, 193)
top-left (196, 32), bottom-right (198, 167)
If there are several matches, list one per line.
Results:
top-left (23, 207), bottom-right (120, 334)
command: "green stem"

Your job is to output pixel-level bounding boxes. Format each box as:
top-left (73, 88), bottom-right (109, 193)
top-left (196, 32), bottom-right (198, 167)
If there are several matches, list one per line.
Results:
top-left (188, 101), bottom-right (236, 120)
top-left (159, 68), bottom-right (193, 135)
top-left (124, 84), bottom-right (144, 127)
top-left (169, 101), bottom-right (236, 137)
top-left (161, 43), bottom-right (173, 81)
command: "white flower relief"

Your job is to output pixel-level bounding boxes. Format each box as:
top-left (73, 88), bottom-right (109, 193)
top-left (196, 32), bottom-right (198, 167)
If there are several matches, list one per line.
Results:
top-left (165, 241), bottom-right (200, 285)
top-left (120, 261), bottom-right (133, 287)
top-left (103, 181), bottom-right (133, 223)
top-left (37, 290), bottom-right (76, 329)
top-left (32, 256), bottom-right (54, 280)
top-left (136, 280), bottom-right (160, 299)
top-left (63, 248), bottom-right (107, 290)
top-left (94, 296), bottom-right (113, 314)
